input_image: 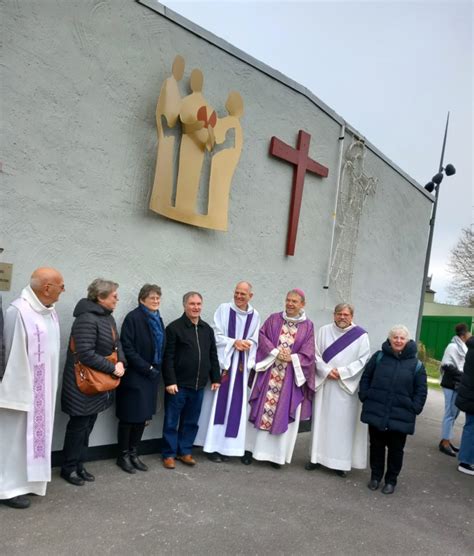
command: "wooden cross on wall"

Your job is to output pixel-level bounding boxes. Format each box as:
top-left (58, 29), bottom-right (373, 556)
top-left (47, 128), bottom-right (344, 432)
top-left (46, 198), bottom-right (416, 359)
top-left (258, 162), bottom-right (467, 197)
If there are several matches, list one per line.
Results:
top-left (270, 130), bottom-right (329, 256)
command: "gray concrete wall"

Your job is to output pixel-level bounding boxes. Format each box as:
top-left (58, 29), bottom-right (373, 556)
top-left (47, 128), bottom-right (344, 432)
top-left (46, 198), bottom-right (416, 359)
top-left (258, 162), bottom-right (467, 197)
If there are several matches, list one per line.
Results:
top-left (1, 0), bottom-right (432, 450)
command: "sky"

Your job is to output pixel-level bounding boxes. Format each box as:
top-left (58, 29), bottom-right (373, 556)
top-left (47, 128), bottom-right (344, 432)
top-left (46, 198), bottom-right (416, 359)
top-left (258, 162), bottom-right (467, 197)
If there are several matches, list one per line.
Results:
top-left (163, 0), bottom-right (473, 303)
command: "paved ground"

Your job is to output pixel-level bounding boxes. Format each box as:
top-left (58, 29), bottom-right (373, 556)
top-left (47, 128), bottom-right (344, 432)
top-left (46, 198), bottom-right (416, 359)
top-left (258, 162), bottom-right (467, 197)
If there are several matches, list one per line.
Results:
top-left (2, 389), bottom-right (473, 555)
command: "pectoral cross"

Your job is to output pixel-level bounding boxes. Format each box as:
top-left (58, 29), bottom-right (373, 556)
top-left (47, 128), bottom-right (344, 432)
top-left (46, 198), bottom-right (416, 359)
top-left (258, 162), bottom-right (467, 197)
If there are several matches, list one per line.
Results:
top-left (270, 130), bottom-right (329, 256)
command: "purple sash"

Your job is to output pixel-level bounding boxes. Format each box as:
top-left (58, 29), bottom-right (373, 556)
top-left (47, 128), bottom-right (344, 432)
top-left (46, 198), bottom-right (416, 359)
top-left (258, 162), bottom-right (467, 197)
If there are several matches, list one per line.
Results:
top-left (214, 309), bottom-right (254, 437)
top-left (322, 325), bottom-right (366, 363)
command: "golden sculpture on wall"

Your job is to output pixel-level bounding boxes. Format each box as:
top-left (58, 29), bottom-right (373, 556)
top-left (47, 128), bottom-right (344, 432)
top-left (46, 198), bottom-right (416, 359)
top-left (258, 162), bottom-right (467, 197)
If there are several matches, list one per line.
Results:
top-left (149, 55), bottom-right (244, 231)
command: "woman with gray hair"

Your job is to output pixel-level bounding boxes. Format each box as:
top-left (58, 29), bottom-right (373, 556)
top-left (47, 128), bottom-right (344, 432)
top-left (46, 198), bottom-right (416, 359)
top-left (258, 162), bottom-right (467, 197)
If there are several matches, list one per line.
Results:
top-left (60, 279), bottom-right (126, 486)
top-left (358, 325), bottom-right (427, 494)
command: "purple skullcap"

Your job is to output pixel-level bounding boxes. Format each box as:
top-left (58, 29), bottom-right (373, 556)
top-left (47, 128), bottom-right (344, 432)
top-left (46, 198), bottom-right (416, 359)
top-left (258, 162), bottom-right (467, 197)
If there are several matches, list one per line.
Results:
top-left (292, 288), bottom-right (306, 301)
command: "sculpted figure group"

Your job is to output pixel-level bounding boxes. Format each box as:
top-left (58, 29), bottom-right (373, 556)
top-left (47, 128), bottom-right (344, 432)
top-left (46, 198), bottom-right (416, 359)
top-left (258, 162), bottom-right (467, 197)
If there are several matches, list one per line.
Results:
top-left (12, 268), bottom-right (474, 511)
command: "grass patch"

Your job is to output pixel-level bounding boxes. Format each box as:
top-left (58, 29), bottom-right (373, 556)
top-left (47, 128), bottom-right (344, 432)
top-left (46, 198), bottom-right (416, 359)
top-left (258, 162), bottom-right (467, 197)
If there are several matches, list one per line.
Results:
top-left (425, 358), bottom-right (441, 390)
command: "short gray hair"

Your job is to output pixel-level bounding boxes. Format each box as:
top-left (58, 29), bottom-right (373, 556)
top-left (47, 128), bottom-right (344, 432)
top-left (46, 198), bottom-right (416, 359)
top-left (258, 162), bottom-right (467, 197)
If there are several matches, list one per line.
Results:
top-left (235, 281), bottom-right (253, 292)
top-left (87, 278), bottom-right (119, 301)
top-left (388, 324), bottom-right (410, 340)
top-left (334, 303), bottom-right (354, 316)
top-left (182, 291), bottom-right (203, 305)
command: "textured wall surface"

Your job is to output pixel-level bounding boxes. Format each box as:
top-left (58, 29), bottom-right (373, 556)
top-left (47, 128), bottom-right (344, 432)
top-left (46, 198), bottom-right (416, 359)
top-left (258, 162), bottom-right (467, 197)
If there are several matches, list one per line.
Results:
top-left (1, 0), bottom-right (432, 449)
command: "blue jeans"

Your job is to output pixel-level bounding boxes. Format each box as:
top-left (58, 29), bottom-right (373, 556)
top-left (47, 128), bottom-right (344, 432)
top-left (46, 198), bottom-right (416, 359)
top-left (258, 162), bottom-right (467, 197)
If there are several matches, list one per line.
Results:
top-left (162, 387), bottom-right (204, 458)
top-left (458, 413), bottom-right (474, 465)
top-left (441, 388), bottom-right (460, 440)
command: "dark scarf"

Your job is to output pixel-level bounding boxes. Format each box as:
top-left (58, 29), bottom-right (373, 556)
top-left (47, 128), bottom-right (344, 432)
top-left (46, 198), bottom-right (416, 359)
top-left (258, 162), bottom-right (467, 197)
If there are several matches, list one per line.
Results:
top-left (140, 303), bottom-right (164, 365)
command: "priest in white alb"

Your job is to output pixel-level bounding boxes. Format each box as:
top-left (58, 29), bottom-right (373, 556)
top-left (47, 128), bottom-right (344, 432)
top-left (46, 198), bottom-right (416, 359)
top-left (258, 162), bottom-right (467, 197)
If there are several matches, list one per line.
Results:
top-left (307, 303), bottom-right (370, 477)
top-left (0, 268), bottom-right (64, 509)
top-left (195, 281), bottom-right (260, 461)
top-left (245, 289), bottom-right (315, 468)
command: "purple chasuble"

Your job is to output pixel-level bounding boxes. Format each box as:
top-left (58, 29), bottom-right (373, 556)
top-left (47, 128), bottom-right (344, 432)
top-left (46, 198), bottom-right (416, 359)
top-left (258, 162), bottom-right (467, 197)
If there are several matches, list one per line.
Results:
top-left (321, 325), bottom-right (366, 363)
top-left (249, 313), bottom-right (315, 435)
top-left (214, 308), bottom-right (254, 438)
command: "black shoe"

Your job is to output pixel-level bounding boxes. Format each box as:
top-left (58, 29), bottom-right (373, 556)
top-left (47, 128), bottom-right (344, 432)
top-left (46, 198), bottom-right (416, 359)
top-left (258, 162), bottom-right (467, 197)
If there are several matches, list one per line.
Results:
top-left (270, 462), bottom-right (281, 469)
top-left (2, 495), bottom-right (31, 509)
top-left (60, 470), bottom-right (85, 486)
top-left (207, 452), bottom-right (223, 463)
top-left (439, 442), bottom-right (456, 457)
top-left (116, 454), bottom-right (136, 474)
top-left (449, 443), bottom-right (460, 453)
top-left (382, 483), bottom-right (396, 495)
top-left (367, 479), bottom-right (380, 491)
top-left (77, 468), bottom-right (95, 482)
top-left (130, 454), bottom-right (148, 472)
top-left (335, 469), bottom-right (347, 478)
top-left (305, 461), bottom-right (320, 471)
top-left (241, 451), bottom-right (253, 465)
top-left (458, 462), bottom-right (474, 475)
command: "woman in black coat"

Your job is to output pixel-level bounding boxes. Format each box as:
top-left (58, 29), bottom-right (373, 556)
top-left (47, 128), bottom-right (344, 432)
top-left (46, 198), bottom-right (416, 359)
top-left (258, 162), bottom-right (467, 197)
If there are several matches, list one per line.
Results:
top-left (455, 335), bottom-right (474, 475)
top-left (359, 325), bottom-right (427, 494)
top-left (61, 278), bottom-right (125, 486)
top-left (115, 284), bottom-right (165, 473)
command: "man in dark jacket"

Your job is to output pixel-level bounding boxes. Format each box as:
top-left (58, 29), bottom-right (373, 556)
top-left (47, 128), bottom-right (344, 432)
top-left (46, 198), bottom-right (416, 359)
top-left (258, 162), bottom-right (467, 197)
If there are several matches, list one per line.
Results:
top-left (161, 291), bottom-right (220, 469)
top-left (455, 336), bottom-right (474, 475)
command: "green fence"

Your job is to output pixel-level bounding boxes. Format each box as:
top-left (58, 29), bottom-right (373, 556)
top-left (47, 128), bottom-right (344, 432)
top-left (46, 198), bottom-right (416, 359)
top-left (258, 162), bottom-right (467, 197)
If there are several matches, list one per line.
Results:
top-left (420, 315), bottom-right (473, 361)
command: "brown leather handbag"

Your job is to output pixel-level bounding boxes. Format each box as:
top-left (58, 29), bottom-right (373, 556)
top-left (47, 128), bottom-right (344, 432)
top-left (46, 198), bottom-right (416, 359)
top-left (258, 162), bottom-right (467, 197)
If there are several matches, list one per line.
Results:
top-left (71, 328), bottom-right (121, 395)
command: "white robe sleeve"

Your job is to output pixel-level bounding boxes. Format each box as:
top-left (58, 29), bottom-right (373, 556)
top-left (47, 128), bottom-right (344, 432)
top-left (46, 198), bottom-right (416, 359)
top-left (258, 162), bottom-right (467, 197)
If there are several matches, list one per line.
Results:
top-left (337, 334), bottom-right (371, 395)
top-left (291, 353), bottom-right (306, 386)
top-left (213, 304), bottom-right (237, 370)
top-left (0, 306), bottom-right (33, 411)
top-left (246, 310), bottom-right (261, 371)
top-left (256, 348), bottom-right (279, 372)
top-left (315, 329), bottom-right (333, 389)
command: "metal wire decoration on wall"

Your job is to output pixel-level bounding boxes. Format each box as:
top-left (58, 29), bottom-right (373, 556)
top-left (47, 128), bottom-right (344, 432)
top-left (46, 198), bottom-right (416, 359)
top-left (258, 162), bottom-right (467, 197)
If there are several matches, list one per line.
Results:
top-left (330, 139), bottom-right (378, 301)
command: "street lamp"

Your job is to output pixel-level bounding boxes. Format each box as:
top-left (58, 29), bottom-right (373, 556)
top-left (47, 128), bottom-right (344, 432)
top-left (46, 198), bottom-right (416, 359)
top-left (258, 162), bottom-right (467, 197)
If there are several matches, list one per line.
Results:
top-left (415, 113), bottom-right (456, 341)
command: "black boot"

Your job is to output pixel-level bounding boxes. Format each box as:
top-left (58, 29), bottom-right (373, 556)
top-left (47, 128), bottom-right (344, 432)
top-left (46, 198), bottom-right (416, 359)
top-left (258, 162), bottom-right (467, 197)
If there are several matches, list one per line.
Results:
top-left (117, 422), bottom-right (136, 474)
top-left (129, 423), bottom-right (148, 471)
top-left (117, 452), bottom-right (136, 474)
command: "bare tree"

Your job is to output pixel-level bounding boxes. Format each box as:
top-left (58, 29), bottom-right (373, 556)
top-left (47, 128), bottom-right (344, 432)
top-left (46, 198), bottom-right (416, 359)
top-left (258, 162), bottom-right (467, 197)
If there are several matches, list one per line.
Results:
top-left (446, 227), bottom-right (474, 307)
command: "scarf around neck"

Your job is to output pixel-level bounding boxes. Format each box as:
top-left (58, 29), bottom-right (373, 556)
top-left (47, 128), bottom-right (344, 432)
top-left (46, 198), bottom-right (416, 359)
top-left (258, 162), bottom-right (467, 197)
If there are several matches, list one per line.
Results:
top-left (140, 303), bottom-right (164, 365)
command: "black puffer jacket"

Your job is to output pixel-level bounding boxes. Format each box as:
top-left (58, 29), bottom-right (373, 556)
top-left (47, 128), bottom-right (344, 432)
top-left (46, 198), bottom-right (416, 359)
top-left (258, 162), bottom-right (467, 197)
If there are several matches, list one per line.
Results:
top-left (61, 298), bottom-right (125, 416)
top-left (456, 336), bottom-right (474, 414)
top-left (359, 339), bottom-right (427, 435)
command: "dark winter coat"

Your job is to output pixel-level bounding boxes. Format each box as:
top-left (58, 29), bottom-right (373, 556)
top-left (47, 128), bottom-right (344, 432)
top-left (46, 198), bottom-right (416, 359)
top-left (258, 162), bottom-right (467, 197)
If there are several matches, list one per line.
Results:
top-left (61, 298), bottom-right (125, 416)
top-left (359, 339), bottom-right (428, 435)
top-left (115, 306), bottom-right (165, 423)
top-left (162, 313), bottom-right (220, 390)
top-left (440, 364), bottom-right (463, 390)
top-left (455, 336), bottom-right (474, 414)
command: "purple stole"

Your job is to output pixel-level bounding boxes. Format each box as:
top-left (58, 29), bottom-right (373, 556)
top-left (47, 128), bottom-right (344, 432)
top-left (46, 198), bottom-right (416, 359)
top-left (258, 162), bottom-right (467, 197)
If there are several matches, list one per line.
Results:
top-left (214, 308), bottom-right (254, 438)
top-left (12, 297), bottom-right (59, 482)
top-left (322, 325), bottom-right (366, 363)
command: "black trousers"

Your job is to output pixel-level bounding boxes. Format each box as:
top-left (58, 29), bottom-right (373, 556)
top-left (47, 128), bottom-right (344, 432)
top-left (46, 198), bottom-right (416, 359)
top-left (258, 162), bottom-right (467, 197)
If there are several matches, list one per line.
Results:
top-left (62, 414), bottom-right (98, 474)
top-left (369, 426), bottom-right (407, 485)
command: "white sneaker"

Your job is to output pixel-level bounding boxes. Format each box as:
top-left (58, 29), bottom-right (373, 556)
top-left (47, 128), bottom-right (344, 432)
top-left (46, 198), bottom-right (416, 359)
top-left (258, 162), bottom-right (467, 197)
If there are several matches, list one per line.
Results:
top-left (458, 463), bottom-right (474, 476)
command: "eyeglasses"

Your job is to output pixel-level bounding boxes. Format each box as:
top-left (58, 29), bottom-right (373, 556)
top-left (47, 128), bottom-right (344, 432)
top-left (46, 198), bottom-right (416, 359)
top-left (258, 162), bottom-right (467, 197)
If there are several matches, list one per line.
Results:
top-left (47, 283), bottom-right (65, 291)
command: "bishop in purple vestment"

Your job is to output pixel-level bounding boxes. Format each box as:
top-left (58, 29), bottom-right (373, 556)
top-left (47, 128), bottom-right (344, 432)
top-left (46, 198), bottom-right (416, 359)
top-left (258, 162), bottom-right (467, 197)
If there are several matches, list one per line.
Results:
top-left (245, 289), bottom-right (315, 467)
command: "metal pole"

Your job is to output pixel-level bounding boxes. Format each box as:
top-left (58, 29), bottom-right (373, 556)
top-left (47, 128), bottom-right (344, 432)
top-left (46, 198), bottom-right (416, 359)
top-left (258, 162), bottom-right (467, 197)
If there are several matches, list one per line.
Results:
top-left (415, 112), bottom-right (450, 342)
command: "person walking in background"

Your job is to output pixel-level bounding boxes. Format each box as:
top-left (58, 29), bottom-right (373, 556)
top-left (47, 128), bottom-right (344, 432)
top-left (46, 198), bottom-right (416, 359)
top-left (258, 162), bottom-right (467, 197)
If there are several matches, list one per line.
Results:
top-left (439, 323), bottom-right (471, 457)
top-left (359, 325), bottom-right (427, 495)
top-left (455, 335), bottom-right (474, 475)
top-left (61, 279), bottom-right (125, 486)
top-left (116, 284), bottom-right (165, 473)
